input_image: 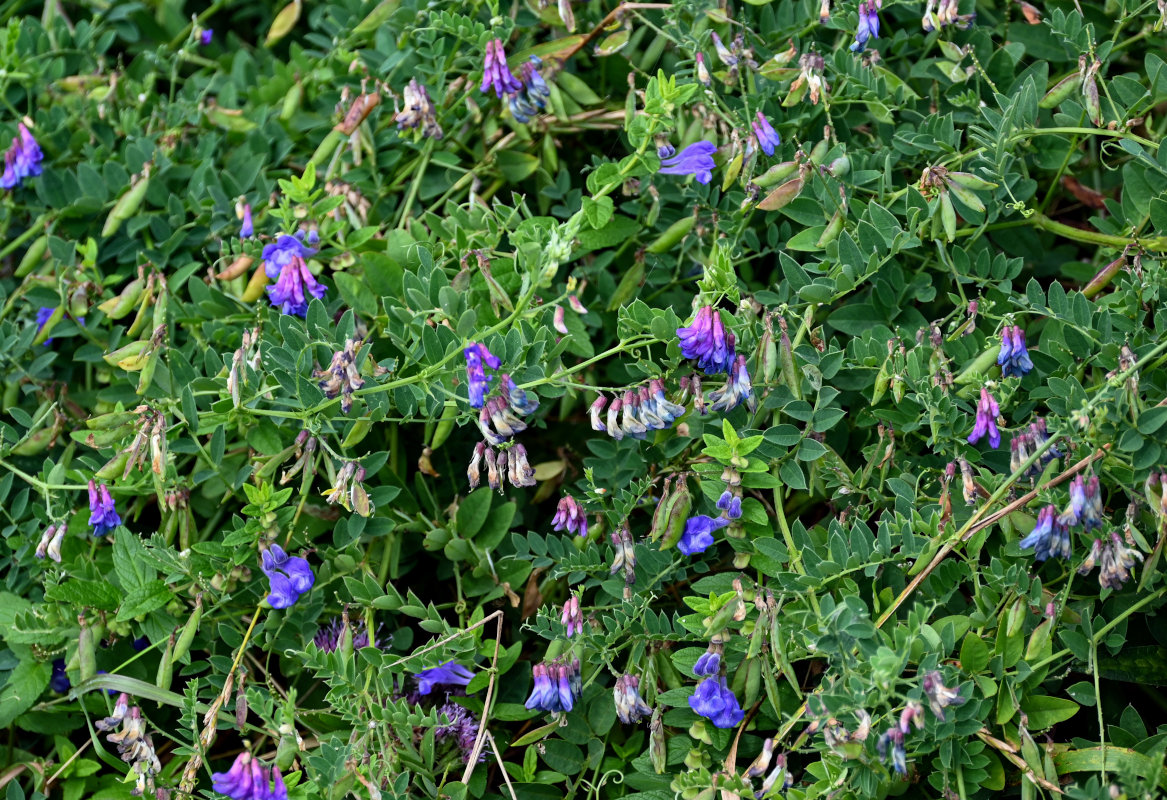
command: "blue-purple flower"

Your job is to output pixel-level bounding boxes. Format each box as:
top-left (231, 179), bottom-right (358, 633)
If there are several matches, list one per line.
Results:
top-left (693, 643), bottom-right (722, 677)
top-left (1, 123), bottom-right (43, 190)
top-left (677, 305), bottom-right (735, 374)
top-left (552, 495), bottom-right (588, 537)
top-left (261, 544), bottom-right (315, 609)
top-left (212, 752), bottom-right (287, 800)
top-left (263, 232), bottom-right (324, 317)
top-left (200, 29), bottom-right (213, 46)
top-left (678, 514), bottom-right (730, 555)
top-left (997, 325), bottom-right (1033, 378)
top-left (313, 616), bottom-right (383, 652)
top-left (752, 112), bottom-right (781, 157)
top-left (967, 387), bottom-right (1001, 449)
top-left (36, 306), bottom-right (56, 345)
top-left (416, 661), bottom-right (476, 696)
top-left (708, 355), bottom-right (755, 414)
top-left (658, 141), bottom-right (717, 185)
top-left (87, 480), bottom-right (121, 536)
top-left (922, 671), bottom-right (965, 721)
top-left (498, 373), bottom-right (539, 415)
top-left (614, 674), bottom-right (653, 724)
top-left (876, 726), bottom-right (907, 776)
top-left (480, 38), bottom-right (522, 98)
top-left (50, 658), bottom-right (70, 693)
top-left (1019, 504), bottom-right (1071, 561)
top-left (464, 343), bottom-right (500, 408)
top-left (689, 675), bottom-right (744, 729)
top-left (849, 0), bottom-right (882, 52)
top-left (525, 661), bottom-right (580, 713)
top-left (436, 702), bottom-right (484, 762)
top-left (716, 490), bottom-right (742, 519)
top-left (508, 57), bottom-right (550, 123)
top-left (1058, 474), bottom-right (1103, 530)
top-left (240, 204), bottom-right (254, 239)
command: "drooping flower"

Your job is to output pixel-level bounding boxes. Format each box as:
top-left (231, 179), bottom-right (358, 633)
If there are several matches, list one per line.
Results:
top-left (849, 0), bottom-right (881, 52)
top-left (315, 338), bottom-right (366, 414)
top-left (506, 444), bottom-right (536, 487)
top-left (508, 57), bottom-right (551, 123)
top-left (1, 123), bottom-right (43, 190)
top-left (480, 39), bottom-right (522, 98)
top-left (1080, 475), bottom-right (1104, 530)
top-left (876, 726), bottom-right (907, 776)
top-left (464, 343), bottom-right (500, 409)
top-left (997, 325), bottom-right (1034, 378)
top-left (967, 387), bottom-right (1001, 449)
top-left (678, 515), bottom-right (730, 556)
top-left (898, 700), bottom-right (925, 733)
top-left (708, 355), bottom-right (755, 414)
top-left (688, 675), bottom-right (744, 729)
top-left (262, 233), bottom-right (324, 317)
top-left (416, 661), bottom-right (476, 696)
top-left (87, 480), bottom-right (121, 536)
top-left (695, 53), bottom-right (712, 86)
top-left (239, 204), bottom-right (254, 239)
top-left (525, 661), bottom-right (581, 713)
top-left (101, 704), bottom-right (164, 797)
top-left (552, 495), bottom-right (588, 537)
top-left (589, 396), bottom-right (608, 432)
top-left (477, 396), bottom-right (527, 445)
top-left (396, 78), bottom-right (443, 139)
top-left (676, 306), bottom-right (735, 375)
top-left (313, 615), bottom-right (384, 652)
top-left (498, 374), bottom-right (539, 415)
top-left (1019, 505), bottom-right (1071, 561)
top-left (752, 111), bottom-right (781, 156)
top-left (1094, 531), bottom-right (1143, 589)
top-left (34, 523), bottom-right (65, 562)
top-left (467, 441), bottom-right (486, 489)
top-left (561, 594), bottom-right (582, 637)
top-left (658, 141), bottom-right (717, 185)
top-left (261, 544), bottom-right (315, 609)
top-left (921, 671), bottom-right (965, 720)
top-left (614, 674), bottom-right (653, 724)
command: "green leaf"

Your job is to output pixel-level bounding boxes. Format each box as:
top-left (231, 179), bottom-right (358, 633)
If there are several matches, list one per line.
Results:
top-left (581, 196), bottom-right (614, 230)
top-left (959, 633), bottom-right (990, 674)
top-left (1137, 406), bottom-right (1167, 436)
top-left (0, 658), bottom-right (51, 727)
top-left (1019, 695), bottom-right (1079, 729)
top-left (44, 580), bottom-right (121, 611)
top-left (456, 489), bottom-right (493, 539)
top-left (115, 580), bottom-right (174, 622)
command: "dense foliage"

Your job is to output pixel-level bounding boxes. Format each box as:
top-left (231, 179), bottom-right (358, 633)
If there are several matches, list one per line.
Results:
top-left (3, 1), bottom-right (1167, 799)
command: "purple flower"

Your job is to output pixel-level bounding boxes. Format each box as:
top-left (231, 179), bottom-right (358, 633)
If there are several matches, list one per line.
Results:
top-left (922, 671), bottom-right (965, 720)
top-left (436, 702), bottom-right (484, 763)
top-left (261, 544), bottom-right (315, 609)
top-left (716, 490), bottom-right (742, 519)
top-left (36, 306), bottom-right (55, 345)
top-left (657, 144), bottom-right (676, 159)
top-left (508, 57), bottom-right (550, 123)
top-left (498, 373), bottom-right (539, 415)
top-left (240, 204), bottom-right (254, 239)
top-left (708, 355), bottom-right (755, 414)
top-left (849, 0), bottom-right (882, 52)
top-left (997, 325), bottom-right (1033, 378)
top-left (658, 141), bottom-right (717, 184)
top-left (967, 387), bottom-right (1001, 449)
top-left (464, 343), bottom-right (500, 408)
top-left (876, 727), bottom-right (907, 776)
top-left (525, 661), bottom-right (580, 713)
top-left (313, 616), bottom-right (383, 652)
top-left (200, 29), bottom-right (214, 45)
top-left (480, 38), bottom-right (522, 98)
top-left (688, 675), bottom-right (744, 729)
top-left (50, 659), bottom-right (70, 693)
top-left (678, 515), bottom-right (729, 555)
top-left (1, 123), bottom-right (44, 190)
top-left (552, 495), bottom-right (588, 537)
top-left (614, 674), bottom-right (653, 724)
top-left (87, 480), bottom-right (121, 536)
top-left (262, 233), bottom-right (324, 316)
top-left (416, 661), bottom-right (476, 696)
top-left (560, 594), bottom-right (583, 637)
top-left (676, 305), bottom-right (736, 375)
top-left (1019, 504), bottom-right (1071, 561)
top-left (692, 645), bottom-right (722, 677)
top-left (212, 752), bottom-right (287, 800)
top-left (752, 112), bottom-right (781, 156)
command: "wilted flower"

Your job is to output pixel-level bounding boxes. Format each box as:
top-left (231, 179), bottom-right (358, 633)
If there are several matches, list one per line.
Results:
top-left (678, 514), bottom-right (730, 555)
top-left (506, 444), bottom-right (536, 488)
top-left (323, 461), bottom-right (373, 516)
top-left (480, 39), bottom-right (522, 98)
top-left (1081, 532), bottom-right (1143, 590)
top-left (997, 325), bottom-right (1033, 378)
top-left (745, 738), bottom-right (775, 778)
top-left (508, 57), bottom-right (551, 123)
top-left (922, 671), bottom-right (965, 720)
top-left (561, 594), bottom-right (582, 637)
top-left (261, 544), bottom-right (315, 609)
top-left (464, 343), bottom-right (501, 409)
top-left (898, 700), bottom-right (925, 733)
top-left (589, 395), bottom-right (608, 432)
top-left (416, 661), bottom-right (476, 696)
top-left (263, 232), bottom-right (324, 317)
top-left (313, 615), bottom-right (383, 652)
top-left (35, 523), bottom-right (65, 562)
top-left (958, 458), bottom-right (978, 505)
top-left (1029, 417), bottom-right (1063, 462)
top-left (614, 674), bottom-right (652, 723)
top-left (610, 524), bottom-right (637, 597)
top-left (478, 396), bottom-right (528, 445)
top-left (552, 495), bottom-right (588, 537)
top-left (677, 305), bottom-right (735, 374)
top-left (752, 112), bottom-right (781, 156)
top-left (315, 338), bottom-right (366, 414)
top-left (525, 661), bottom-right (580, 713)
top-left (967, 387), bottom-right (1001, 449)
top-left (707, 355), bottom-right (755, 414)
top-left (794, 51), bottom-right (829, 104)
top-left (688, 675), bottom-right (744, 728)
top-left (658, 141), bottom-right (717, 184)
top-left (876, 726), bottom-right (907, 776)
top-left (467, 441), bottom-right (487, 489)
top-left (1019, 505), bottom-right (1071, 561)
top-left (396, 78), bottom-right (443, 139)
top-left (1, 123), bottom-right (43, 190)
top-left (695, 52), bottom-right (712, 86)
top-left (88, 480), bottom-right (121, 536)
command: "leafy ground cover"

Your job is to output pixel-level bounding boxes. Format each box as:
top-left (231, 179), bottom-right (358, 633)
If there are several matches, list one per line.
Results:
top-left (3, 0), bottom-right (1167, 799)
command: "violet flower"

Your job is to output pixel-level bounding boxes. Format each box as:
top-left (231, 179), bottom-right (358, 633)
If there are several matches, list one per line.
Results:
top-left (1, 123), bottom-right (43, 190)
top-left (35, 306), bottom-right (55, 346)
top-left (688, 675), bottom-right (744, 729)
top-left (262, 232), bottom-right (325, 317)
top-left (692, 642), bottom-right (722, 677)
top-left (240, 204), bottom-right (254, 239)
top-left (498, 373), bottom-right (539, 415)
top-left (261, 544), bottom-right (315, 609)
top-left (551, 495), bottom-right (588, 537)
top-left (464, 343), bottom-right (500, 408)
top-left (200, 29), bottom-right (214, 46)
top-left (997, 325), bottom-right (1033, 378)
top-left (1018, 505), bottom-right (1071, 561)
top-left (614, 674), bottom-right (653, 724)
top-left (850, 0), bottom-right (882, 52)
top-left (508, 57), bottom-right (550, 123)
top-left (716, 490), bottom-right (742, 519)
top-left (658, 141), bottom-right (717, 185)
top-left (922, 671), bottom-right (965, 720)
top-left (87, 480), bottom-right (121, 536)
top-left (752, 112), bottom-right (781, 156)
top-left (416, 661), bottom-right (476, 696)
top-left (708, 355), bottom-right (755, 414)
top-left (313, 616), bottom-right (383, 652)
top-left (525, 661), bottom-right (580, 713)
top-left (876, 727), bottom-right (907, 776)
top-left (436, 702), bottom-right (484, 763)
top-left (676, 305), bottom-right (735, 375)
top-left (677, 515), bottom-right (730, 555)
top-left (212, 752), bottom-right (287, 800)
top-left (480, 39), bottom-right (522, 98)
top-left (967, 387), bottom-right (1001, 449)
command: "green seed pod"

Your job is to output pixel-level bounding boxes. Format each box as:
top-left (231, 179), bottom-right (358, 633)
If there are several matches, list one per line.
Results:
top-left (15, 234), bottom-right (49, 277)
top-left (946, 172), bottom-right (998, 191)
top-left (125, 283), bottom-right (155, 337)
top-left (342, 418), bottom-right (373, 449)
top-left (280, 80), bottom-right (304, 122)
top-left (96, 451), bottom-right (131, 481)
top-left (430, 400), bottom-right (459, 451)
top-left (648, 476), bottom-right (675, 543)
top-left (871, 357), bottom-right (891, 405)
top-left (779, 326), bottom-right (800, 400)
top-left (808, 136), bottom-right (831, 166)
top-left (171, 594), bottom-right (203, 664)
top-left (103, 339), bottom-right (148, 370)
top-left (649, 708), bottom-right (667, 774)
top-left (32, 305), bottom-right (64, 346)
top-left (78, 616), bottom-right (96, 683)
top-left (241, 261), bottom-right (270, 302)
top-left (102, 170), bottom-right (152, 238)
top-left (827, 155), bottom-right (850, 177)
top-left (12, 427), bottom-right (54, 456)
top-left (138, 348), bottom-right (161, 394)
top-left (757, 176), bottom-right (804, 211)
top-left (816, 209), bottom-right (845, 248)
top-left (645, 215), bottom-right (696, 254)
top-left (659, 479), bottom-right (692, 550)
top-left (753, 160), bottom-right (798, 189)
top-left (156, 629), bottom-right (176, 690)
top-left (99, 278), bottom-right (145, 320)
top-left (1039, 72), bottom-right (1083, 108)
top-left (743, 655), bottom-right (762, 708)
top-left (152, 284), bottom-right (169, 330)
top-left (1025, 617), bottom-right (1052, 661)
top-left (1006, 597), bottom-right (1027, 637)
top-left (940, 191), bottom-right (957, 241)
top-left (351, 0), bottom-right (399, 37)
top-left (1083, 75), bottom-right (1102, 126)
top-left (953, 345), bottom-right (1003, 385)
top-left (891, 373), bottom-right (906, 403)
top-left (721, 150), bottom-right (743, 192)
top-left (947, 181), bottom-right (986, 214)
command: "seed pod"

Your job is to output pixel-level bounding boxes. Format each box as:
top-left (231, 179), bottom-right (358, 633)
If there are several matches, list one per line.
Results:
top-left (827, 155), bottom-right (850, 177)
top-left (280, 80), bottom-right (303, 121)
top-left (816, 209), bottom-right (844, 247)
top-left (172, 594), bottom-right (203, 663)
top-left (156, 629), bottom-right (176, 690)
top-left (351, 0), bottom-right (398, 37)
top-left (79, 616), bottom-right (97, 683)
top-left (1083, 252), bottom-right (1127, 299)
top-left (872, 356), bottom-right (891, 405)
top-left (645, 215), bottom-right (696, 254)
top-left (430, 400), bottom-right (459, 451)
top-left (1005, 597), bottom-right (1026, 637)
top-left (205, 104), bottom-right (259, 133)
top-left (753, 159), bottom-right (799, 189)
top-left (778, 322), bottom-right (800, 400)
top-left (649, 709), bottom-right (667, 774)
top-left (31, 305), bottom-right (63, 346)
top-left (891, 373), bottom-right (906, 403)
top-left (152, 284), bottom-right (169, 330)
top-left (241, 261), bottom-right (270, 302)
top-left (11, 427), bottom-right (54, 456)
top-left (216, 255), bottom-right (254, 280)
top-left (1025, 617), bottom-right (1052, 660)
top-left (86, 410), bottom-right (138, 430)
top-left (953, 344), bottom-right (1003, 385)
top-left (265, 1), bottom-right (302, 45)
top-left (125, 281), bottom-right (155, 337)
top-left (940, 191), bottom-right (957, 241)
top-left (808, 134), bottom-right (831, 166)
top-left (721, 149), bottom-right (743, 192)
top-left (15, 234), bottom-right (49, 277)
top-left (756, 175), bottom-right (804, 211)
top-left (137, 347), bottom-right (160, 394)
top-left (946, 172), bottom-right (998, 191)
top-left (341, 418), bottom-right (372, 449)
top-left (743, 655), bottom-right (762, 707)
top-left (1038, 71), bottom-right (1084, 108)
top-left (946, 181), bottom-right (986, 214)
top-left (96, 451), bottom-right (131, 481)
top-left (648, 476), bottom-right (674, 542)
top-left (102, 168), bottom-right (152, 238)
top-left (659, 479), bottom-right (692, 550)
top-left (98, 277), bottom-right (146, 319)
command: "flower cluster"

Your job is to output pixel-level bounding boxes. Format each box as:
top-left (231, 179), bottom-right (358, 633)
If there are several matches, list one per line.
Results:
top-left (997, 325), bottom-right (1034, 378)
top-left (525, 660), bottom-right (582, 713)
top-left (508, 57), bottom-right (551, 123)
top-left (96, 696), bottom-right (163, 797)
top-left (263, 232), bottom-right (324, 317)
top-left (551, 494), bottom-right (588, 537)
top-left (1057, 474), bottom-right (1104, 530)
top-left (416, 661), bottom-right (476, 696)
top-left (849, 0), bottom-right (882, 52)
top-left (707, 354), bottom-right (755, 414)
top-left (922, 0), bottom-right (975, 31)
top-left (588, 381), bottom-right (687, 441)
top-left (561, 593), bottom-right (583, 637)
top-left (479, 38), bottom-right (523, 98)
top-left (464, 343), bottom-right (501, 409)
top-left (435, 701), bottom-right (483, 762)
top-left (1010, 417), bottom-right (1063, 478)
top-left (88, 480), bottom-right (121, 536)
top-left (261, 544), bottom-right (315, 609)
top-left (315, 338), bottom-right (366, 414)
top-left (613, 674), bottom-right (652, 724)
top-left (313, 615), bottom-right (384, 652)
top-left (211, 752), bottom-right (288, 800)
top-left (1018, 504), bottom-right (1072, 561)
top-left (871, 672), bottom-right (964, 777)
top-left (658, 141), bottom-right (717, 185)
top-left (967, 387), bottom-right (1001, 449)
top-left (677, 306), bottom-right (735, 374)
top-left (395, 78), bottom-right (443, 140)
top-left (1079, 532), bottom-right (1143, 589)
top-left (2, 123), bottom-right (43, 190)
top-left (467, 440), bottom-right (536, 491)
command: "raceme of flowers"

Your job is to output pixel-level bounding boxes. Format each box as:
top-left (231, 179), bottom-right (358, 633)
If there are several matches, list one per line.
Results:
top-left (2, 122), bottom-right (43, 190)
top-left (479, 38), bottom-right (551, 124)
top-left (262, 231), bottom-right (324, 317)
